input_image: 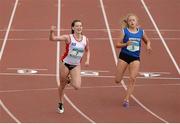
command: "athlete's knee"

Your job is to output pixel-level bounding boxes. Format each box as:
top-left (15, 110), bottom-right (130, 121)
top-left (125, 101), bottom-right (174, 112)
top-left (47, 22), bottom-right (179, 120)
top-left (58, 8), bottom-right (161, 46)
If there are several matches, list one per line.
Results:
top-left (72, 81), bottom-right (81, 90)
top-left (129, 77), bottom-right (136, 84)
top-left (74, 84), bottom-right (81, 90)
top-left (60, 79), bottom-right (67, 88)
top-left (115, 76), bottom-right (122, 84)
top-left (75, 85), bottom-right (81, 90)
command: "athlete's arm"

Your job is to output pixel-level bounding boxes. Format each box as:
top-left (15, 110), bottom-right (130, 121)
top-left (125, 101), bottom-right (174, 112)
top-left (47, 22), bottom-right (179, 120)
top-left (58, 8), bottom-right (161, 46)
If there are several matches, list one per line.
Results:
top-left (116, 30), bottom-right (131, 48)
top-left (142, 32), bottom-right (152, 53)
top-left (49, 26), bottom-right (69, 43)
top-left (84, 38), bottom-right (90, 66)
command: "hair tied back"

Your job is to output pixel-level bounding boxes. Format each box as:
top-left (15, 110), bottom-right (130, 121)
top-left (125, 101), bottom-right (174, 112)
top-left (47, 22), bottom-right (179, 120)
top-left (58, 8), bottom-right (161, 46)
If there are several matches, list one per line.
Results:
top-left (123, 19), bottom-right (127, 23)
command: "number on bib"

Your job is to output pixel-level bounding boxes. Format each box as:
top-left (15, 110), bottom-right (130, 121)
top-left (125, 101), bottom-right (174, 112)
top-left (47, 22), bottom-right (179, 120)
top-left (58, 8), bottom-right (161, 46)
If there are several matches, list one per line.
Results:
top-left (70, 50), bottom-right (78, 56)
top-left (70, 49), bottom-right (83, 58)
top-left (127, 41), bottom-right (140, 52)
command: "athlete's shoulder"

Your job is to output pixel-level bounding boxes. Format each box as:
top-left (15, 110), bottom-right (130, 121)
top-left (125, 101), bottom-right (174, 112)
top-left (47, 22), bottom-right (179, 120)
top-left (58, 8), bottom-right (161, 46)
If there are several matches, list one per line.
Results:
top-left (122, 27), bottom-right (128, 34)
top-left (82, 35), bottom-right (88, 41)
top-left (82, 34), bottom-right (87, 38)
top-left (138, 27), bottom-right (144, 31)
top-left (138, 28), bottom-right (144, 35)
top-left (68, 34), bottom-right (73, 37)
top-left (62, 34), bottom-right (71, 43)
top-left (122, 27), bottom-right (128, 31)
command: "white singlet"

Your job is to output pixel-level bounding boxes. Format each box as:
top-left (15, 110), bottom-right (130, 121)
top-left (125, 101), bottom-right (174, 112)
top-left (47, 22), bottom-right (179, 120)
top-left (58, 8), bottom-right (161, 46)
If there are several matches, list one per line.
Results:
top-left (61, 34), bottom-right (87, 65)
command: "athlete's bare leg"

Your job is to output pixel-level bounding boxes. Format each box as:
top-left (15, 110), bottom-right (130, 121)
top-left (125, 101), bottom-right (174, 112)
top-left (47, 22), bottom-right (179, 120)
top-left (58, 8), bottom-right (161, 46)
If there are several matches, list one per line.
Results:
top-left (124, 60), bottom-right (140, 101)
top-left (115, 59), bottom-right (128, 84)
top-left (58, 62), bottom-right (69, 103)
top-left (69, 65), bottom-right (81, 90)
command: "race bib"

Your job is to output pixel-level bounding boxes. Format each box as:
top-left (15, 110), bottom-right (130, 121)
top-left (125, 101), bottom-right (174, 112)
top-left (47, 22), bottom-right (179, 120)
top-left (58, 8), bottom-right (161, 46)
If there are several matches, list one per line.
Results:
top-left (69, 49), bottom-right (83, 58)
top-left (127, 41), bottom-right (140, 52)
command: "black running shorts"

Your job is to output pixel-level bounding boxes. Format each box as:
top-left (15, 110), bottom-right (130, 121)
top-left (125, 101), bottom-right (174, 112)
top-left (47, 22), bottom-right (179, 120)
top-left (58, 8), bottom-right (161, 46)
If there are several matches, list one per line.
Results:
top-left (119, 52), bottom-right (140, 64)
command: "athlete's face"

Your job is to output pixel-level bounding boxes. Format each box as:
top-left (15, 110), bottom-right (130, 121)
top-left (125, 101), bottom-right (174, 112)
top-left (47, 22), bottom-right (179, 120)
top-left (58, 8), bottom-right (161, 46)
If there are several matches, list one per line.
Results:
top-left (72, 22), bottom-right (83, 34)
top-left (127, 16), bottom-right (138, 28)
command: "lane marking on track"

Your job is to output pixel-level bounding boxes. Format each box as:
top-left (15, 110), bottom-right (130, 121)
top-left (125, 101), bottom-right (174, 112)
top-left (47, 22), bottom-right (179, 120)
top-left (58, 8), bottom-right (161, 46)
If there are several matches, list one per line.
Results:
top-left (0, 100), bottom-right (21, 123)
top-left (80, 70), bottom-right (108, 76)
top-left (139, 71), bottom-right (170, 78)
top-left (99, 0), bottom-right (168, 123)
top-left (81, 70), bottom-right (109, 73)
top-left (55, 0), bottom-right (95, 123)
top-left (1, 28), bottom-right (180, 32)
top-left (1, 83), bottom-right (180, 93)
top-left (0, 72), bottom-right (180, 80)
top-left (0, 72), bottom-right (55, 76)
top-left (0, 0), bottom-right (19, 61)
top-left (1, 37), bottom-right (180, 41)
top-left (7, 68), bottom-right (48, 71)
top-left (17, 69), bottom-right (38, 74)
top-left (0, 0), bottom-right (21, 123)
top-left (141, 0), bottom-right (180, 75)
top-left (7, 68), bottom-right (48, 74)
top-left (81, 71), bottom-right (99, 76)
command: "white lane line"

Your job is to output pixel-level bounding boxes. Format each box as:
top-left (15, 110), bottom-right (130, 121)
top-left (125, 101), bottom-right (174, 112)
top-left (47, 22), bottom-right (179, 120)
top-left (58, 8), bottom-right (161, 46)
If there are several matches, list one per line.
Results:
top-left (0, 0), bottom-right (19, 61)
top-left (81, 70), bottom-right (109, 73)
top-left (0, 100), bottom-right (21, 123)
top-left (0, 88), bottom-right (57, 93)
top-left (0, 38), bottom-right (48, 41)
top-left (82, 75), bottom-right (180, 80)
top-left (7, 68), bottom-right (48, 71)
top-left (0, 72), bottom-right (55, 76)
top-left (141, 0), bottom-right (180, 75)
top-left (99, 0), bottom-right (168, 123)
top-left (0, 72), bottom-right (180, 80)
top-left (1, 83), bottom-right (180, 93)
top-left (56, 0), bottom-right (95, 123)
top-left (121, 82), bottom-right (168, 123)
top-left (1, 28), bottom-right (180, 32)
top-left (0, 0), bottom-right (21, 123)
top-left (1, 37), bottom-right (180, 41)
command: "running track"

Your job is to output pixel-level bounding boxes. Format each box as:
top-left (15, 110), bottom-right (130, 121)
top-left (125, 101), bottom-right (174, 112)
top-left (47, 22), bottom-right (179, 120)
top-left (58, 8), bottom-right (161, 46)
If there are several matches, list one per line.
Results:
top-left (0, 0), bottom-right (180, 123)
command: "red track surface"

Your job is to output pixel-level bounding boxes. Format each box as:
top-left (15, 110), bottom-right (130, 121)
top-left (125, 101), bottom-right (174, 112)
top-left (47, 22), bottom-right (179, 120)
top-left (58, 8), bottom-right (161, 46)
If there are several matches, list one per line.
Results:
top-left (0, 0), bottom-right (180, 123)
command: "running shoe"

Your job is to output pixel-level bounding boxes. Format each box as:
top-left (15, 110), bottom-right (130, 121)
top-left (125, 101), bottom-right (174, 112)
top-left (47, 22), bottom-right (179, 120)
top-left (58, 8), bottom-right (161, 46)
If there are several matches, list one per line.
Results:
top-left (58, 103), bottom-right (64, 113)
top-left (122, 100), bottom-right (129, 108)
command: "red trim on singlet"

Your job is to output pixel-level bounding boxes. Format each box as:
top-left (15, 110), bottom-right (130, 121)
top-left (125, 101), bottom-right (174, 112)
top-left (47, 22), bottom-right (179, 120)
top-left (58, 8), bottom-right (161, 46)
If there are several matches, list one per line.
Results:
top-left (80, 58), bottom-right (83, 63)
top-left (80, 37), bottom-right (87, 63)
top-left (85, 37), bottom-right (88, 52)
top-left (61, 35), bottom-right (71, 61)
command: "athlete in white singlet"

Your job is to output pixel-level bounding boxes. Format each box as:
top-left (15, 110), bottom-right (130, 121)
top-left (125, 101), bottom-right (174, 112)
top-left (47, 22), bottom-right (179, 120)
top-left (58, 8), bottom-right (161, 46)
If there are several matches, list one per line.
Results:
top-left (49, 20), bottom-right (90, 113)
top-left (61, 34), bottom-right (87, 66)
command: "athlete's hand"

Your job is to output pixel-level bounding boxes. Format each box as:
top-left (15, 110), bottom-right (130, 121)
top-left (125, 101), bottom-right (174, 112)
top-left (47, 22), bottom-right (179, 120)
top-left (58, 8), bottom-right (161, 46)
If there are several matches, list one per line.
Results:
top-left (146, 44), bottom-right (152, 54)
top-left (50, 25), bottom-right (56, 32)
top-left (126, 41), bottom-right (133, 46)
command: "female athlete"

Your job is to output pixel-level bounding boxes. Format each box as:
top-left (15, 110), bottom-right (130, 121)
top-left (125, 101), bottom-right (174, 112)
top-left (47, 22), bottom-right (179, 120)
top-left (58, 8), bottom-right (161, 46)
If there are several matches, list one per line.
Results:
top-left (115, 14), bottom-right (152, 107)
top-left (49, 20), bottom-right (90, 113)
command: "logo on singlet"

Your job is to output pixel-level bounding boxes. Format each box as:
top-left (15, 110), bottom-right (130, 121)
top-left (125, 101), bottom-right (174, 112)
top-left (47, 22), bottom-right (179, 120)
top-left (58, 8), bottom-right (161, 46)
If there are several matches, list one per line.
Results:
top-left (69, 48), bottom-right (84, 58)
top-left (71, 43), bottom-right (76, 46)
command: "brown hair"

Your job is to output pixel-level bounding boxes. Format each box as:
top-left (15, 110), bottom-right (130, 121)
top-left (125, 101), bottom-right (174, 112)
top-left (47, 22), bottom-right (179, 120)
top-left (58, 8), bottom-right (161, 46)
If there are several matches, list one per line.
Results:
top-left (71, 19), bottom-right (82, 34)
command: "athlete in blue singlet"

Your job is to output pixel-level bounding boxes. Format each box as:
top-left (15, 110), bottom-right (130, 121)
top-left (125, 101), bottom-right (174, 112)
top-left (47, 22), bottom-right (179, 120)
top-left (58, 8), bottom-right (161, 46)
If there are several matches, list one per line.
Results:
top-left (115, 14), bottom-right (152, 107)
top-left (120, 27), bottom-right (144, 61)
